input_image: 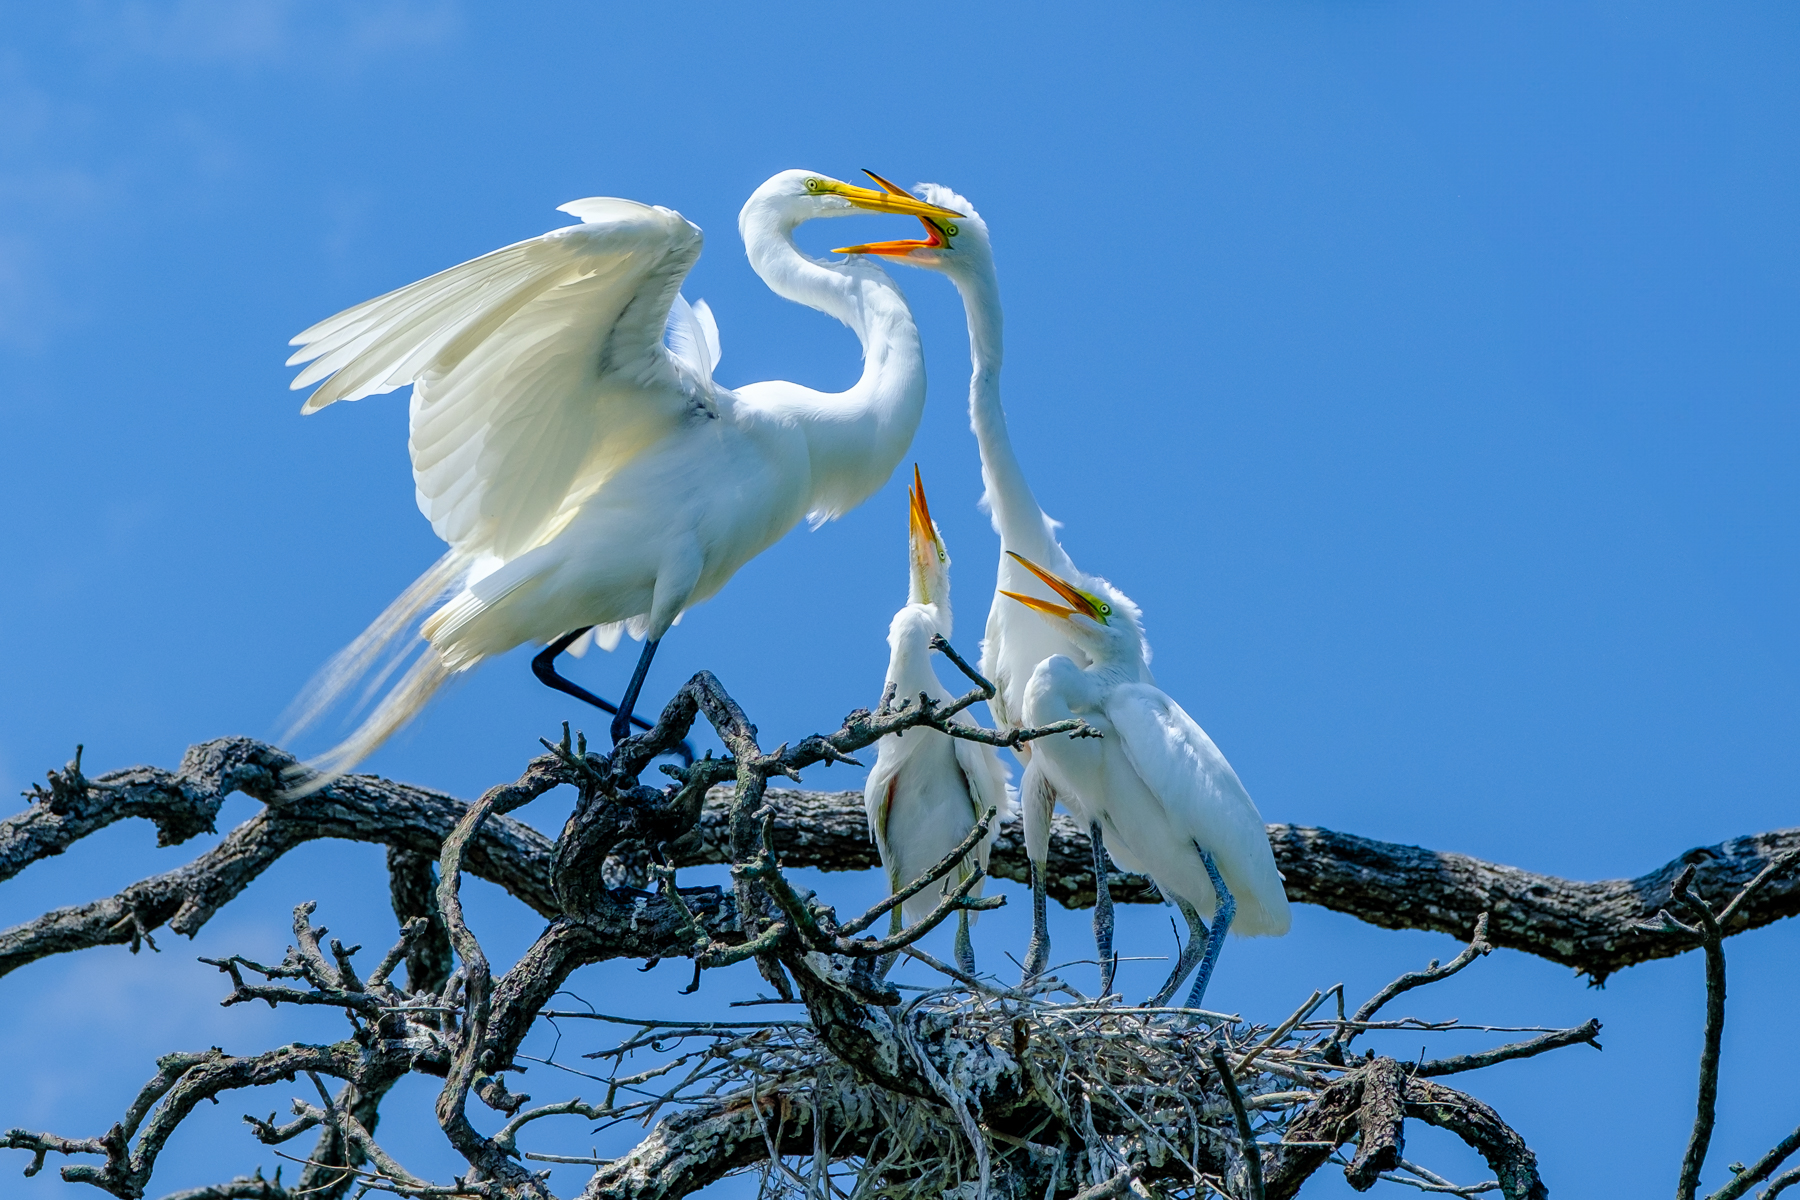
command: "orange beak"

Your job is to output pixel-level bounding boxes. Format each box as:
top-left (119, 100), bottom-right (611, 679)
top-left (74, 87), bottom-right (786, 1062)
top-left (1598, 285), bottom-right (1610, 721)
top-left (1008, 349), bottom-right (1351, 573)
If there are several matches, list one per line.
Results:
top-left (834, 169), bottom-right (959, 257)
top-left (908, 463), bottom-right (938, 548)
top-left (999, 552), bottom-right (1103, 621)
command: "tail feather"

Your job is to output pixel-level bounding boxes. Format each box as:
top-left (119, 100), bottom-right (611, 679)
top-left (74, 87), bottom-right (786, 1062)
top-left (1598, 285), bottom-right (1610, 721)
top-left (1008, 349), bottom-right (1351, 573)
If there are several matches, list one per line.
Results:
top-left (281, 651), bottom-right (455, 797)
top-left (279, 550), bottom-right (471, 795)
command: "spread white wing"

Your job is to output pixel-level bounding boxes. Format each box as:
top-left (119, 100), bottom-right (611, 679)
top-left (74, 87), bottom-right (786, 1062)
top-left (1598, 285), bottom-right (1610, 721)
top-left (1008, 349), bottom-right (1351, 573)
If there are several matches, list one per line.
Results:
top-left (287, 197), bottom-right (708, 561)
top-left (1103, 684), bottom-right (1291, 936)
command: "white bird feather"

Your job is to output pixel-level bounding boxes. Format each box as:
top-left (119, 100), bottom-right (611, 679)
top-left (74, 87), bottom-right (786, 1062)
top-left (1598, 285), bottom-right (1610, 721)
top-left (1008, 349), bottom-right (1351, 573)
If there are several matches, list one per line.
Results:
top-left (863, 471), bottom-right (1014, 939)
top-left (283, 171), bottom-right (965, 786)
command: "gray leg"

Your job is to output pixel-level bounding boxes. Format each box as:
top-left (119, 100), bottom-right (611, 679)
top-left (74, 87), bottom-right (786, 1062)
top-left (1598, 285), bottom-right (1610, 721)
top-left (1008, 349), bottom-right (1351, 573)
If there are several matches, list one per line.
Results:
top-left (1148, 897), bottom-right (1209, 1008)
top-left (1022, 858), bottom-right (1051, 982)
top-left (1182, 848), bottom-right (1236, 1011)
top-left (1090, 822), bottom-right (1117, 997)
top-left (877, 904), bottom-right (902, 979)
top-left (954, 909), bottom-right (977, 976)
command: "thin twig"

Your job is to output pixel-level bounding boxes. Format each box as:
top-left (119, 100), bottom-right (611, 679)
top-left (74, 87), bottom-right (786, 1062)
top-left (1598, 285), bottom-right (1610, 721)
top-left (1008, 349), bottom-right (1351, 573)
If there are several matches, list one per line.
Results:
top-left (1764, 1164), bottom-right (1800, 1198)
top-left (1415, 1020), bottom-right (1602, 1077)
top-left (1672, 866), bottom-right (1727, 1200)
top-left (1211, 1046), bottom-right (1266, 1200)
top-left (1702, 1106), bottom-right (1800, 1199)
top-left (1348, 914), bottom-right (1492, 1045)
top-left (1235, 990), bottom-right (1321, 1076)
top-left (928, 634), bottom-right (995, 696)
top-left (1715, 848), bottom-right (1800, 930)
top-left (838, 809), bottom-right (998, 937)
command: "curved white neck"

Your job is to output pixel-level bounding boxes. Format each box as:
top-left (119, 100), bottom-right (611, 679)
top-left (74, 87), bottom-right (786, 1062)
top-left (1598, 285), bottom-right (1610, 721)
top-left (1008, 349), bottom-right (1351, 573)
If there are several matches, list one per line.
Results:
top-left (951, 266), bottom-right (1069, 571)
top-left (743, 208), bottom-right (927, 520)
top-left (885, 604), bottom-right (953, 702)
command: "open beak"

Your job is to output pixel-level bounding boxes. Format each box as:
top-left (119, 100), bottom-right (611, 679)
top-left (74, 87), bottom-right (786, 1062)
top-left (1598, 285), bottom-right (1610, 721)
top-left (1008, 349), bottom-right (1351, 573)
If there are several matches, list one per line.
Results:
top-left (820, 171), bottom-right (965, 223)
top-left (908, 464), bottom-right (940, 553)
top-left (999, 552), bottom-right (1102, 621)
top-left (834, 169), bottom-right (959, 257)
top-left (908, 464), bottom-right (945, 601)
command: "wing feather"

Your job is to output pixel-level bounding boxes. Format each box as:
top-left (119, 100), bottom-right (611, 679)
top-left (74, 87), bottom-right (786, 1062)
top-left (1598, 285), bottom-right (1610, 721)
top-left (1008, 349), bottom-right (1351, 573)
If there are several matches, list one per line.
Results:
top-left (1103, 686), bottom-right (1291, 936)
top-left (951, 733), bottom-right (1014, 873)
top-left (692, 298), bottom-right (721, 371)
top-left (863, 756), bottom-right (902, 879)
top-left (289, 198), bottom-right (706, 560)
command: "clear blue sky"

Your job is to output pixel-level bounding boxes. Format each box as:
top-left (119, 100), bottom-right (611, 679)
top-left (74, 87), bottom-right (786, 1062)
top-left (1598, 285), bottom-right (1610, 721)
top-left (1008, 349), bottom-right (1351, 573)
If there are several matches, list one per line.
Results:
top-left (2, 3), bottom-right (1797, 1197)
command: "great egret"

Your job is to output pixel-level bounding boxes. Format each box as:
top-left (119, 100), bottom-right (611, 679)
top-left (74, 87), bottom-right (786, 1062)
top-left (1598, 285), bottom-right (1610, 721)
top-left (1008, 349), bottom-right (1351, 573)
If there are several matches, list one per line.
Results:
top-left (836, 178), bottom-right (1153, 989)
top-left (862, 468), bottom-right (1013, 974)
top-left (1003, 554), bottom-right (1291, 1010)
top-left (282, 170), bottom-right (964, 783)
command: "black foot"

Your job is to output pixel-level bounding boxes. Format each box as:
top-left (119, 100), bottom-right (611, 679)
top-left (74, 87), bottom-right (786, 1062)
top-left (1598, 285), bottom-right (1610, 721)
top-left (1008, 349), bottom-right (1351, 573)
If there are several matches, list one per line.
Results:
top-left (531, 629), bottom-right (691, 764)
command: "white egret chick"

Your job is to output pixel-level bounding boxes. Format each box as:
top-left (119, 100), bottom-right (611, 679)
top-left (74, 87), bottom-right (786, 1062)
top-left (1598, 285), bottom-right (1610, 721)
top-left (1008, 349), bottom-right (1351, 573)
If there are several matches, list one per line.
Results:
top-left (837, 176), bottom-right (1151, 990)
top-left (1003, 554), bottom-right (1290, 1010)
top-left (282, 171), bottom-right (965, 786)
top-left (862, 468), bottom-right (1013, 974)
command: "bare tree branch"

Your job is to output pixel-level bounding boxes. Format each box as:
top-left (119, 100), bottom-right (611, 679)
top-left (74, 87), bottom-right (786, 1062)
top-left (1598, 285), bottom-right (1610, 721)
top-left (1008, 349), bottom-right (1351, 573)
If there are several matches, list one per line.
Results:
top-left (0, 742), bottom-right (559, 977)
top-left (1210, 1047), bottom-right (1266, 1200)
top-left (1402, 1076), bottom-right (1547, 1200)
top-left (1707, 1118), bottom-right (1800, 1200)
top-left (1416, 1019), bottom-right (1603, 1077)
top-left (9, 733), bottom-right (1799, 986)
top-left (156, 1169), bottom-right (292, 1200)
top-left (0, 655), bottom-right (1789, 1200)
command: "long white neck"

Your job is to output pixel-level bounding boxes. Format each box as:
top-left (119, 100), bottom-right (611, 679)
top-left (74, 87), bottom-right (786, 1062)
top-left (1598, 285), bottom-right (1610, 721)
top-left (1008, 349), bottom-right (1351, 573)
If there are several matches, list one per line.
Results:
top-left (885, 605), bottom-right (953, 704)
top-left (742, 206), bottom-right (927, 521)
top-left (952, 267), bottom-right (1072, 574)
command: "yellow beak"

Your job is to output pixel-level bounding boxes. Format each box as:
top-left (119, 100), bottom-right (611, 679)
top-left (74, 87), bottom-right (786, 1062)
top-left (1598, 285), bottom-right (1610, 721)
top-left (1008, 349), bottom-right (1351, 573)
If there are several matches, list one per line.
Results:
top-left (815, 172), bottom-right (966, 221)
top-left (999, 552), bottom-right (1103, 622)
top-left (908, 463), bottom-right (940, 553)
top-left (907, 464), bottom-right (947, 604)
top-left (833, 169), bottom-right (959, 257)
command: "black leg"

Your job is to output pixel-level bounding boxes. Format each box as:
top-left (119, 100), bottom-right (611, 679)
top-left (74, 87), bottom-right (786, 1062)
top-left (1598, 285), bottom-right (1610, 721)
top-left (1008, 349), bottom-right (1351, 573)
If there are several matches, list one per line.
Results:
top-left (531, 629), bottom-right (690, 764)
top-left (532, 628), bottom-right (623, 714)
top-left (611, 637), bottom-right (660, 746)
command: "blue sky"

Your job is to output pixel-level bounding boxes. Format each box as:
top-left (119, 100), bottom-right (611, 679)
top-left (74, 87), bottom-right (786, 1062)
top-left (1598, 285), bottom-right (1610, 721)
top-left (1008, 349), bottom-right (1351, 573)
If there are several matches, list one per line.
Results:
top-left (2, 2), bottom-right (1798, 1197)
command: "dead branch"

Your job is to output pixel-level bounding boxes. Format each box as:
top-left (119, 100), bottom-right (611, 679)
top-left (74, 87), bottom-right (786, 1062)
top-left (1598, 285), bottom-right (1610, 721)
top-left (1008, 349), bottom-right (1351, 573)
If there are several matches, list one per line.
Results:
top-left (9, 735), bottom-right (1799, 985)
top-left (1415, 1019), bottom-right (1603, 1077)
top-left (1642, 852), bottom-right (1800, 1200)
top-left (0, 655), bottom-right (1784, 1200)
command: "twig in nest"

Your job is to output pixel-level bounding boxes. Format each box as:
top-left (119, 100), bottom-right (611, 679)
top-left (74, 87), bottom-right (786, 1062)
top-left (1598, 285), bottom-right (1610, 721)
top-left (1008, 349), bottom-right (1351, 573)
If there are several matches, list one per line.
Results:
top-left (1211, 1046), bottom-right (1266, 1200)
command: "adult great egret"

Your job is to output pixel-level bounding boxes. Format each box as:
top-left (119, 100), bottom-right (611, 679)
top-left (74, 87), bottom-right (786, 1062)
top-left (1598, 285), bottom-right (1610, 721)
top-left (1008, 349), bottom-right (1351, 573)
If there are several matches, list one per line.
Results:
top-left (836, 178), bottom-right (1153, 989)
top-left (1003, 555), bottom-right (1291, 1010)
top-left (862, 468), bottom-right (1013, 974)
top-left (283, 170), bottom-right (963, 783)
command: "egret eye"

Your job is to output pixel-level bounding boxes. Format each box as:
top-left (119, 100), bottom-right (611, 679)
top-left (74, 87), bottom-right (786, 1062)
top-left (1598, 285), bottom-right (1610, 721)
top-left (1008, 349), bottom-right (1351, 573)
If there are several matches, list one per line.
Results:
top-left (945, 223), bottom-right (959, 237)
top-left (804, 178), bottom-right (824, 192)
top-left (1098, 602), bottom-right (1112, 616)
top-left (938, 549), bottom-right (947, 563)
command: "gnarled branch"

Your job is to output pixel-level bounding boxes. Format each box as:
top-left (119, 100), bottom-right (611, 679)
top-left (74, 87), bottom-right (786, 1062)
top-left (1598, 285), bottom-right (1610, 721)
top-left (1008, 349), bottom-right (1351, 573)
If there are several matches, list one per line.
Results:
top-left (9, 728), bottom-right (1799, 987)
